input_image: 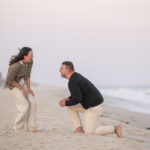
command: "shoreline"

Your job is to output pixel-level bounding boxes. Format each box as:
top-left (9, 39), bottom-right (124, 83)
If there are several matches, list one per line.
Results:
top-left (103, 94), bottom-right (150, 114)
top-left (103, 95), bottom-right (150, 129)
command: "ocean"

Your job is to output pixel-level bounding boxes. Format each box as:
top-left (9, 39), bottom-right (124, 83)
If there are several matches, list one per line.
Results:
top-left (100, 87), bottom-right (150, 114)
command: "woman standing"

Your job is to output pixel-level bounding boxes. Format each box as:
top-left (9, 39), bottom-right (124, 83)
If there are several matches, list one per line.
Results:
top-left (5, 47), bottom-right (40, 132)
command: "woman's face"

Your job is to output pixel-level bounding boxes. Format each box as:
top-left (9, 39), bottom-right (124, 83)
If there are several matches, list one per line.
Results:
top-left (24, 50), bottom-right (33, 62)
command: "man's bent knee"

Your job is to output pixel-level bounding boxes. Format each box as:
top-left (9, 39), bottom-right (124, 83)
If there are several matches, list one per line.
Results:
top-left (84, 127), bottom-right (95, 134)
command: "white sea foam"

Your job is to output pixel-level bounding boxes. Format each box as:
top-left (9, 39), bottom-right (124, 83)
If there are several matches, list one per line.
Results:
top-left (100, 87), bottom-right (150, 114)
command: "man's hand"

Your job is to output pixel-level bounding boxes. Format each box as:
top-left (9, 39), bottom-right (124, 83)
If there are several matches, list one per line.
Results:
top-left (27, 88), bottom-right (35, 96)
top-left (59, 98), bottom-right (69, 107)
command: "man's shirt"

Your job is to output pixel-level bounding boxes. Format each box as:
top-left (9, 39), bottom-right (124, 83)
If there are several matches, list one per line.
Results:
top-left (66, 72), bottom-right (104, 109)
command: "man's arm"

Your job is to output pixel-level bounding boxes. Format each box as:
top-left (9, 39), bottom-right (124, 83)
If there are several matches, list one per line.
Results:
top-left (59, 80), bottom-right (82, 107)
top-left (65, 80), bottom-right (82, 106)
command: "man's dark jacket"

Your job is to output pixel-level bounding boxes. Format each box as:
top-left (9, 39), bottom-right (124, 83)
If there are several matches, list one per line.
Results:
top-left (65, 72), bottom-right (104, 109)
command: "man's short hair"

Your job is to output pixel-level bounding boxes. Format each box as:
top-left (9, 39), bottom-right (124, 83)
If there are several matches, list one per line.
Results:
top-left (62, 61), bottom-right (75, 71)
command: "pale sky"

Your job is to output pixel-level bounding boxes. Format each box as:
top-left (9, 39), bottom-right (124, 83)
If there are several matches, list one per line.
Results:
top-left (0, 0), bottom-right (150, 87)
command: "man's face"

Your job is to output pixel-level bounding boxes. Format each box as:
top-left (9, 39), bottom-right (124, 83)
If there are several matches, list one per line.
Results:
top-left (59, 64), bottom-right (69, 78)
top-left (24, 50), bottom-right (33, 63)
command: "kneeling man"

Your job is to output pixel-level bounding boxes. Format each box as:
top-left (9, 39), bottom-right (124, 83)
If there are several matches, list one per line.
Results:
top-left (59, 61), bottom-right (122, 137)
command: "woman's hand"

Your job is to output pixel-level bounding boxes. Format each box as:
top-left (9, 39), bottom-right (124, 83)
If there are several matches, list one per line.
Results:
top-left (27, 88), bottom-right (35, 96)
top-left (20, 88), bottom-right (28, 98)
top-left (12, 82), bottom-right (28, 98)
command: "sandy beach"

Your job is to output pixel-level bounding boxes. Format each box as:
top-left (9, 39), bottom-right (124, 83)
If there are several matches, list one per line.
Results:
top-left (0, 85), bottom-right (150, 150)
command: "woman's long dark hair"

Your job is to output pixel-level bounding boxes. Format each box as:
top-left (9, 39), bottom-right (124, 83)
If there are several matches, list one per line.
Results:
top-left (9, 47), bottom-right (32, 65)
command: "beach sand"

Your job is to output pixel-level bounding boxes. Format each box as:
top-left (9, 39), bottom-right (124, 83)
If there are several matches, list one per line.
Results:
top-left (0, 85), bottom-right (150, 150)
